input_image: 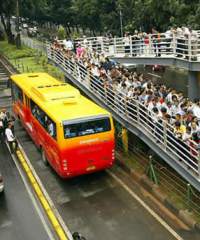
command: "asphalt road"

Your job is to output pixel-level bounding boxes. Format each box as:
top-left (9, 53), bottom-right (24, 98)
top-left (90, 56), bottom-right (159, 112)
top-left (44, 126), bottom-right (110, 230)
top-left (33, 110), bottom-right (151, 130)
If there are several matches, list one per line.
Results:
top-left (15, 122), bottom-right (187, 240)
top-left (1, 87), bottom-right (200, 240)
top-left (0, 143), bottom-right (54, 240)
top-left (0, 89), bottom-right (55, 240)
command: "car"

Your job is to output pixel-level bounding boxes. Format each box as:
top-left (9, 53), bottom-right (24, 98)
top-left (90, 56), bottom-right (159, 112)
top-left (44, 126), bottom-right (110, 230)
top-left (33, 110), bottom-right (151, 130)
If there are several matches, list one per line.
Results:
top-left (27, 27), bottom-right (37, 37)
top-left (152, 64), bottom-right (165, 72)
top-left (0, 172), bottom-right (4, 193)
top-left (22, 23), bottom-right (28, 29)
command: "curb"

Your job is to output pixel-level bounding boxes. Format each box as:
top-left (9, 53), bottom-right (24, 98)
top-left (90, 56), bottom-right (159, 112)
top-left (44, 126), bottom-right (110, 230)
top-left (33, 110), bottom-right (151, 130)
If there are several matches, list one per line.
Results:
top-left (116, 158), bottom-right (200, 230)
top-left (179, 210), bottom-right (196, 229)
top-left (13, 142), bottom-right (73, 240)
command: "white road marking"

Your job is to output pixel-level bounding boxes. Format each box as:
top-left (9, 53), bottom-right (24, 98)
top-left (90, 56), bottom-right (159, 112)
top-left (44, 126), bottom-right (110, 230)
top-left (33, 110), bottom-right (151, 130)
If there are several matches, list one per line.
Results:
top-left (0, 220), bottom-right (12, 228)
top-left (6, 143), bottom-right (55, 240)
top-left (108, 170), bottom-right (183, 240)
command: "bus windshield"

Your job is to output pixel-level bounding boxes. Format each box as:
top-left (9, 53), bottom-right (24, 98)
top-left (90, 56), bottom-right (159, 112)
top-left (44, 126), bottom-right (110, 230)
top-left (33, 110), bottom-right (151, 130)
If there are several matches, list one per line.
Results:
top-left (63, 117), bottom-right (111, 139)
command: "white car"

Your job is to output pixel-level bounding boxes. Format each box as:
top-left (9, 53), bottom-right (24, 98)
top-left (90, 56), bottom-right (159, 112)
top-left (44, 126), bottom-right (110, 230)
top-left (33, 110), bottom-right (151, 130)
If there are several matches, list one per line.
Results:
top-left (22, 23), bottom-right (28, 29)
top-left (0, 173), bottom-right (4, 193)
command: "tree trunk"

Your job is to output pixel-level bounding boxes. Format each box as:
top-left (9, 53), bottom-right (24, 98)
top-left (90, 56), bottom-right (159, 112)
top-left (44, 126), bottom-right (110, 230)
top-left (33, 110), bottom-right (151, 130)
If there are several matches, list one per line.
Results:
top-left (1, 15), bottom-right (14, 44)
top-left (92, 29), bottom-right (96, 37)
top-left (65, 25), bottom-right (71, 37)
top-left (75, 24), bottom-right (79, 33)
top-left (66, 25), bottom-right (71, 34)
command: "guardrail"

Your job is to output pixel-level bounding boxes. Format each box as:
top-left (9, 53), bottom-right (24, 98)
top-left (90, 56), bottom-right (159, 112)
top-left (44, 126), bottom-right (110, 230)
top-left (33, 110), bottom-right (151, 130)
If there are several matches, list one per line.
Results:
top-left (21, 37), bottom-right (47, 54)
top-left (74, 33), bottom-right (200, 62)
top-left (46, 45), bottom-right (200, 185)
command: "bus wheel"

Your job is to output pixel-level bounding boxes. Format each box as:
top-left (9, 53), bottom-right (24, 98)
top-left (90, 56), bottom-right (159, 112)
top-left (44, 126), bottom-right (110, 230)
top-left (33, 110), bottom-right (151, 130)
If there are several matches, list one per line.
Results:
top-left (41, 149), bottom-right (48, 166)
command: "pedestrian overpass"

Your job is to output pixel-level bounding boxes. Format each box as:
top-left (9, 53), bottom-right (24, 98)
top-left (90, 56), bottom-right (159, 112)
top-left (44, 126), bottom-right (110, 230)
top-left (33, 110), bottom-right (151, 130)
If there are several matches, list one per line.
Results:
top-left (74, 34), bottom-right (200, 100)
top-left (46, 46), bottom-right (200, 193)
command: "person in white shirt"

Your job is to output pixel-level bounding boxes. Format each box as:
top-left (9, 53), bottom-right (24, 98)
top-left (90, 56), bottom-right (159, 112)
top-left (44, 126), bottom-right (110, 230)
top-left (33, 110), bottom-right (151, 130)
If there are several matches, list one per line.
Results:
top-left (190, 121), bottom-right (200, 135)
top-left (192, 100), bottom-right (200, 119)
top-left (0, 118), bottom-right (3, 143)
top-left (63, 39), bottom-right (74, 52)
top-left (147, 97), bottom-right (161, 112)
top-left (90, 64), bottom-right (100, 91)
top-left (0, 109), bottom-right (6, 121)
top-left (48, 121), bottom-right (55, 137)
top-left (166, 89), bottom-right (176, 103)
top-left (123, 33), bottom-right (130, 55)
top-left (5, 123), bottom-right (18, 153)
top-left (171, 100), bottom-right (180, 117)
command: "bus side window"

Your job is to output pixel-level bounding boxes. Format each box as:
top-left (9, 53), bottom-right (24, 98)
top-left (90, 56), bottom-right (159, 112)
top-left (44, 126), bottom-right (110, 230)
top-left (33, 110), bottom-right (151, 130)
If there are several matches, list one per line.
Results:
top-left (12, 82), bottom-right (23, 103)
top-left (18, 89), bottom-right (23, 102)
top-left (30, 100), bottom-right (38, 117)
top-left (47, 119), bottom-right (57, 139)
top-left (30, 100), bottom-right (57, 139)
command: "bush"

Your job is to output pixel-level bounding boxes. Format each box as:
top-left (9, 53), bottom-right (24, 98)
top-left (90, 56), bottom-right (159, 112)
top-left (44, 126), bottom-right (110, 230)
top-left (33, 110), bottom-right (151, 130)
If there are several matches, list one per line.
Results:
top-left (57, 25), bottom-right (66, 40)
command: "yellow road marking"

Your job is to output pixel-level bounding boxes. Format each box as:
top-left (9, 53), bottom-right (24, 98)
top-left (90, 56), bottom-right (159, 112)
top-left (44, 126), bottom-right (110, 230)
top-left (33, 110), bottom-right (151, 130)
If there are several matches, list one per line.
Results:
top-left (16, 150), bottom-right (69, 240)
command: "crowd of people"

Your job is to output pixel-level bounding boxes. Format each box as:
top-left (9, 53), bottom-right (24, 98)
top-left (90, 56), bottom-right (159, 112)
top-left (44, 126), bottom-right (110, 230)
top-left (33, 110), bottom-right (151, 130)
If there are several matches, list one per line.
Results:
top-left (50, 36), bottom-right (200, 169)
top-left (0, 109), bottom-right (17, 153)
top-left (122, 26), bottom-right (199, 59)
top-left (62, 26), bottom-right (199, 60)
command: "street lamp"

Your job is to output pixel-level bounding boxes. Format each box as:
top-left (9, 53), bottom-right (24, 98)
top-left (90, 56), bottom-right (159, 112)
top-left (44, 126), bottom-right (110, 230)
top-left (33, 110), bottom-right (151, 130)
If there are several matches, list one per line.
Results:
top-left (119, 5), bottom-right (123, 37)
top-left (16, 0), bottom-right (21, 48)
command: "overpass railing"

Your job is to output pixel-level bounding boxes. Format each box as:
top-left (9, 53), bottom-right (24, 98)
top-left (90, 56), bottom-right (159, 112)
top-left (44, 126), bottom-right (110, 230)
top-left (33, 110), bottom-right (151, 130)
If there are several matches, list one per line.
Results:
top-left (46, 45), bottom-right (200, 182)
top-left (74, 33), bottom-right (200, 61)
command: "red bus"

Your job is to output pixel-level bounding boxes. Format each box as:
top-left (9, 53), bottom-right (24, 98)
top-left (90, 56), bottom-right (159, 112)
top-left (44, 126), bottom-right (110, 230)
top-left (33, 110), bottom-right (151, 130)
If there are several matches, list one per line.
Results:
top-left (10, 73), bottom-right (115, 177)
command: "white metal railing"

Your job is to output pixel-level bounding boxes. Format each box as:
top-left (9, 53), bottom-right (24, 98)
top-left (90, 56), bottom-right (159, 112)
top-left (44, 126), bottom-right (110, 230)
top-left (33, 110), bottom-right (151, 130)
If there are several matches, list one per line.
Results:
top-left (21, 33), bottom-right (200, 62)
top-left (21, 37), bottom-right (47, 54)
top-left (46, 45), bottom-right (200, 181)
top-left (74, 33), bottom-right (200, 62)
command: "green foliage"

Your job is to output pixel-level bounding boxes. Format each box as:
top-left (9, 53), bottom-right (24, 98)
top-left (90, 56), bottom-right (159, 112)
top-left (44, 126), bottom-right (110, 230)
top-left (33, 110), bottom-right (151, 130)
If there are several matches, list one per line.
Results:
top-left (0, 41), bottom-right (35, 59)
top-left (0, 41), bottom-right (65, 81)
top-left (18, 0), bottom-right (200, 35)
top-left (57, 26), bottom-right (66, 40)
top-left (0, 0), bottom-right (16, 43)
top-left (71, 31), bottom-right (81, 39)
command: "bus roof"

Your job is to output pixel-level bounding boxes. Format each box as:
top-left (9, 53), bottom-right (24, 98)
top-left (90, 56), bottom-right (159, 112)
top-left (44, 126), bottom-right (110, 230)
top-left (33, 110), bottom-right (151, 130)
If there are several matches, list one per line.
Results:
top-left (11, 73), bottom-right (110, 122)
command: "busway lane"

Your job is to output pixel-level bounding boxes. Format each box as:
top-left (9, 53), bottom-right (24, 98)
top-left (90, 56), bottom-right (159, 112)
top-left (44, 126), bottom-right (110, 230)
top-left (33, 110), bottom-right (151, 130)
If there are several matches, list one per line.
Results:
top-left (15, 145), bottom-right (71, 240)
top-left (14, 121), bottom-right (192, 240)
top-left (0, 143), bottom-right (55, 240)
top-left (0, 89), bottom-right (69, 240)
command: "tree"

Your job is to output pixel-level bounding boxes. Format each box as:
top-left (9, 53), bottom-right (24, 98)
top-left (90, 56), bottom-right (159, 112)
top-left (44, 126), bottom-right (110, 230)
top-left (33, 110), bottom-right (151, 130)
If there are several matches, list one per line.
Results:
top-left (21, 0), bottom-right (50, 23)
top-left (17, 0), bottom-right (200, 38)
top-left (70, 0), bottom-right (101, 34)
top-left (0, 0), bottom-right (16, 44)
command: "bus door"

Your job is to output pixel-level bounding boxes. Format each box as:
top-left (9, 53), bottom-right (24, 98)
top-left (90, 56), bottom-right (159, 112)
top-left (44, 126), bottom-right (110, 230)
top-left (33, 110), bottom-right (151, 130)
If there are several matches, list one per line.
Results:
top-left (23, 94), bottom-right (33, 135)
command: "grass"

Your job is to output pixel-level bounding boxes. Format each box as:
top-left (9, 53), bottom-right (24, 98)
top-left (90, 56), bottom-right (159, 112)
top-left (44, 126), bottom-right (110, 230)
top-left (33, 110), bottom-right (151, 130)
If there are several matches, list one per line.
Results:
top-left (0, 41), bottom-right (64, 81)
top-left (0, 41), bottom-right (35, 59)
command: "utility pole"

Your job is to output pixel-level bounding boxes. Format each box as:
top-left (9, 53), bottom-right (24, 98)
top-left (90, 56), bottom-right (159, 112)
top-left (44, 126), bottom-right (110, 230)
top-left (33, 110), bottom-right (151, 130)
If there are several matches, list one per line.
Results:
top-left (16, 0), bottom-right (21, 48)
top-left (119, 5), bottom-right (123, 37)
